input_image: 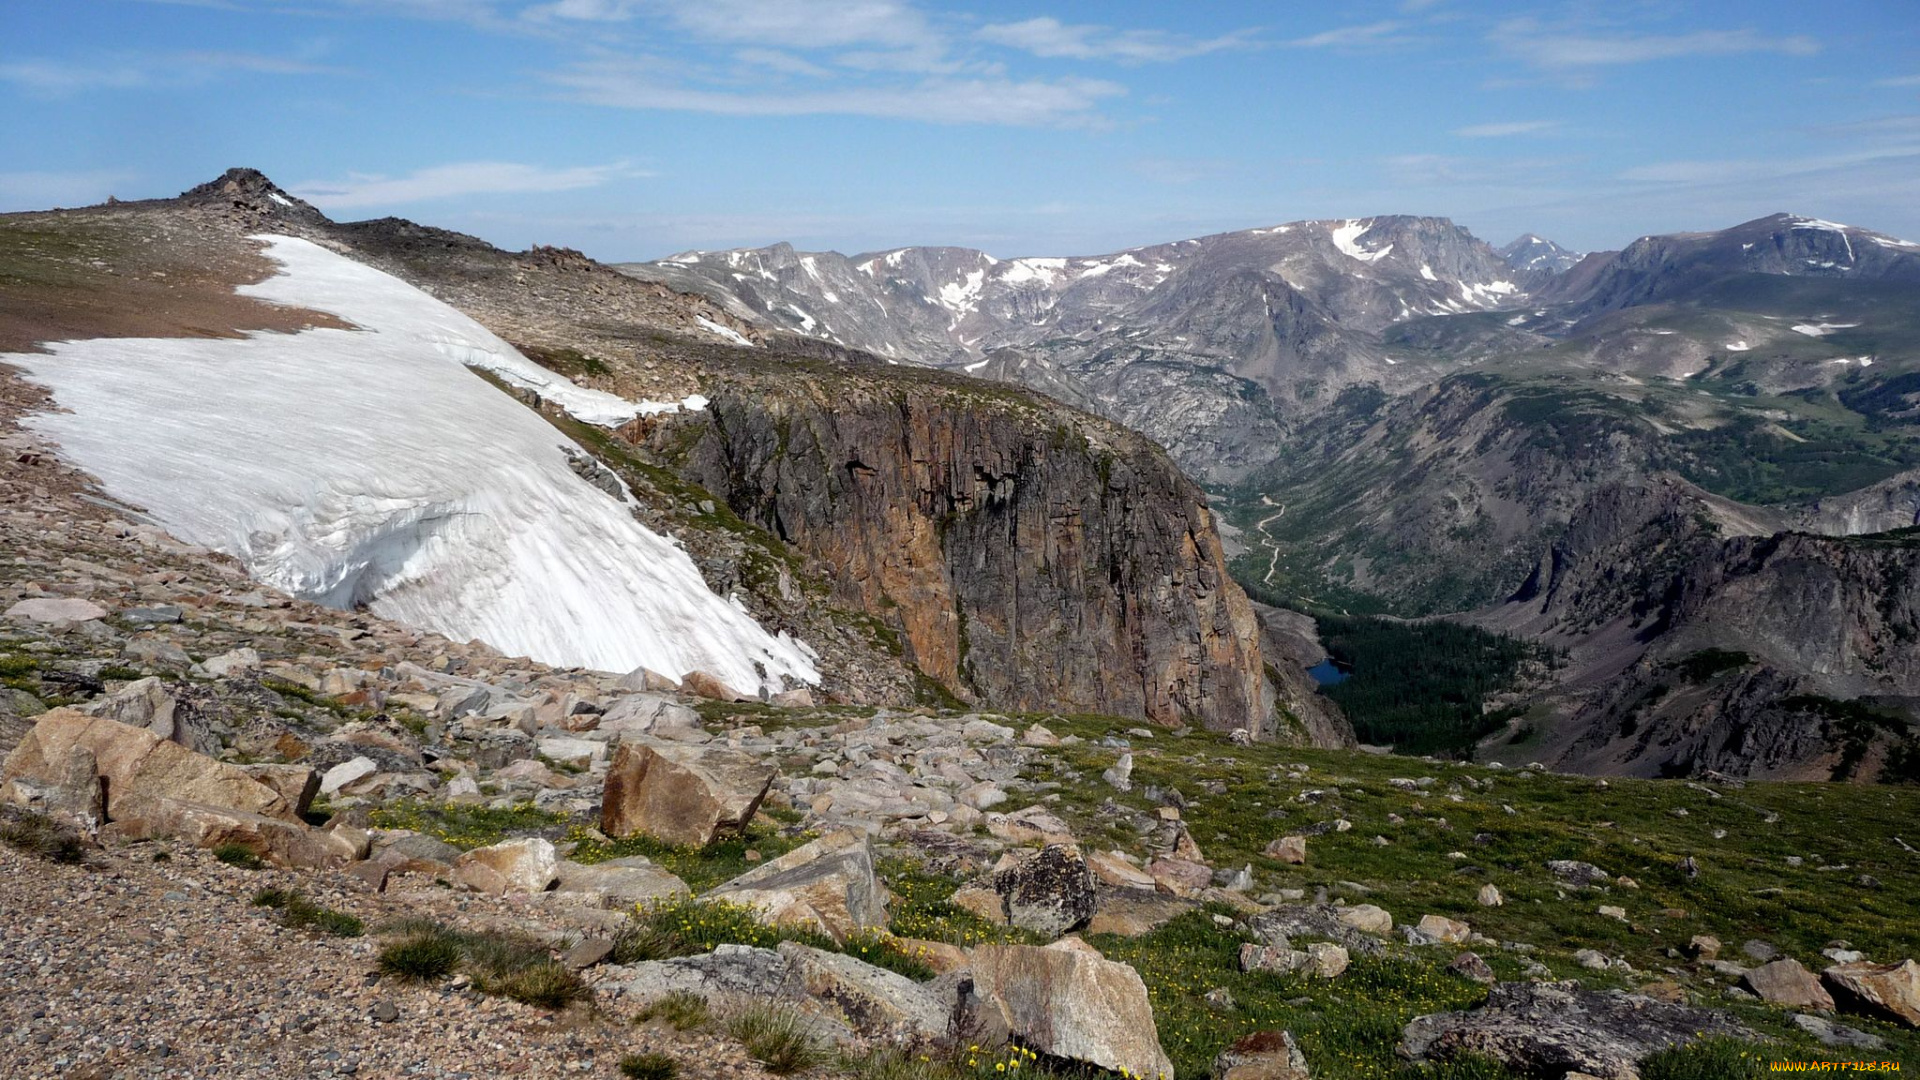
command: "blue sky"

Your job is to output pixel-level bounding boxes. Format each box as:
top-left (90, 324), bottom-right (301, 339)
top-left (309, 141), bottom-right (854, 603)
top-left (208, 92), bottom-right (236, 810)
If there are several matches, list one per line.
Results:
top-left (4, 0), bottom-right (1918, 260)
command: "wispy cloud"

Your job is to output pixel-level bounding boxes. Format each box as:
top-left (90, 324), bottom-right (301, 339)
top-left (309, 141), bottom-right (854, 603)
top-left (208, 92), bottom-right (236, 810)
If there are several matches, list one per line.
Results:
top-left (1286, 21), bottom-right (1411, 50)
top-left (0, 50), bottom-right (346, 96)
top-left (1129, 156), bottom-right (1233, 185)
top-left (1453, 120), bottom-right (1558, 138)
top-left (1877, 74), bottom-right (1920, 88)
top-left (1491, 19), bottom-right (1817, 72)
top-left (291, 160), bottom-right (645, 209)
top-left (977, 17), bottom-right (1258, 64)
top-left (548, 60), bottom-right (1123, 126)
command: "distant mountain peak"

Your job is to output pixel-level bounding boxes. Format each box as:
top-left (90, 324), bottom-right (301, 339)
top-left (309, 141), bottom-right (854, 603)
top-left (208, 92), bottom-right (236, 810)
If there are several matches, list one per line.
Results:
top-left (179, 166), bottom-right (326, 223)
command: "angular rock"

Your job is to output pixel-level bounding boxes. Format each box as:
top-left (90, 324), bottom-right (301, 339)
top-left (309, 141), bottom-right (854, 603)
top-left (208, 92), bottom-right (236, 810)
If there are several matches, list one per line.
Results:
top-left (453, 837), bottom-right (560, 895)
top-left (0, 743), bottom-right (104, 831)
top-left (6, 598), bottom-right (108, 623)
top-left (778, 941), bottom-right (951, 1044)
top-left (1792, 1013), bottom-right (1885, 1051)
top-left (600, 738), bottom-right (775, 848)
top-left (985, 805), bottom-right (1076, 846)
top-left (200, 647), bottom-right (262, 678)
top-left (990, 844), bottom-right (1096, 939)
top-left (706, 831), bottom-right (887, 942)
top-left (553, 857), bottom-right (690, 908)
top-left (680, 670), bottom-right (750, 702)
top-left (563, 938), bottom-right (615, 970)
top-left (1548, 860), bottom-right (1612, 888)
top-left (1149, 856), bottom-right (1213, 897)
top-left (1478, 884), bottom-right (1503, 907)
top-left (1413, 915), bottom-right (1470, 945)
top-left (240, 764), bottom-right (320, 818)
top-left (1086, 850), bottom-right (1157, 891)
top-left (1399, 980), bottom-right (1757, 1080)
top-left (1686, 935), bottom-right (1722, 962)
top-left (537, 737), bottom-right (605, 769)
top-left (1265, 835), bottom-right (1307, 865)
top-left (1306, 942), bottom-right (1350, 978)
top-left (614, 943), bottom-right (794, 1003)
top-left (1823, 959), bottom-right (1920, 1028)
top-left (319, 756), bottom-right (379, 796)
top-left (1211, 1030), bottom-right (1310, 1080)
top-left (1337, 904), bottom-right (1393, 937)
top-left (143, 799), bottom-right (358, 868)
top-left (3, 710), bottom-right (290, 824)
top-left (970, 941), bottom-right (1175, 1080)
top-left (1449, 952), bottom-right (1496, 984)
top-left (596, 694), bottom-right (702, 740)
top-left (1741, 959), bottom-right (1833, 1011)
top-left (1087, 894), bottom-right (1195, 937)
top-left (1102, 753), bottom-right (1133, 791)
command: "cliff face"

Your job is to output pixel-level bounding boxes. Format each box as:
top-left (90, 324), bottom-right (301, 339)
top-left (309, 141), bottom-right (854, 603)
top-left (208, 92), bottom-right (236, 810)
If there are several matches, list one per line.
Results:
top-left (639, 374), bottom-right (1266, 730)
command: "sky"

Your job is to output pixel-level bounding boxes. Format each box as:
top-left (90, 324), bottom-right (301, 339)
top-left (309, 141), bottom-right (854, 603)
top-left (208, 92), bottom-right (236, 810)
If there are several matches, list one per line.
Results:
top-left (3, 0), bottom-right (1918, 261)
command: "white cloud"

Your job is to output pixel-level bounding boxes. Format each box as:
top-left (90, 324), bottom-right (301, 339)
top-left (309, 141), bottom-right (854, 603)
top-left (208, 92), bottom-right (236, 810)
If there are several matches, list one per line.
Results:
top-left (1287, 21), bottom-right (1410, 50)
top-left (1491, 20), bottom-right (1818, 70)
top-left (1453, 120), bottom-right (1558, 138)
top-left (1877, 74), bottom-right (1920, 88)
top-left (977, 17), bottom-right (1258, 64)
top-left (549, 61), bottom-right (1122, 126)
top-left (292, 161), bottom-right (645, 209)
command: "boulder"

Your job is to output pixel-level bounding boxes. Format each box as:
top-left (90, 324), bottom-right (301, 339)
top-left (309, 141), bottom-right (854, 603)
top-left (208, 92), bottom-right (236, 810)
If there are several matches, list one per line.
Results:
top-left (1087, 894), bottom-right (1195, 937)
top-left (1478, 884), bottom-right (1503, 907)
top-left (1822, 959), bottom-right (1920, 1028)
top-left (137, 799), bottom-right (358, 868)
top-left (0, 743), bottom-right (104, 830)
top-left (1413, 915), bottom-right (1470, 945)
top-left (536, 737), bottom-right (605, 770)
top-left (1336, 904), bottom-right (1393, 936)
top-left (552, 857), bottom-right (690, 908)
top-left (453, 837), bottom-right (560, 895)
top-left (1547, 860), bottom-right (1612, 888)
top-left (6, 598), bottom-right (108, 623)
top-left (614, 943), bottom-right (794, 1004)
top-left (706, 831), bottom-right (887, 942)
top-left (319, 756), bottom-right (379, 796)
top-left (1686, 935), bottom-right (1722, 962)
top-left (600, 738), bottom-right (775, 848)
top-left (1086, 850), bottom-right (1158, 891)
top-left (1211, 1030), bottom-right (1310, 1080)
top-left (1149, 857), bottom-right (1213, 897)
top-left (1307, 943), bottom-right (1351, 978)
top-left (970, 941), bottom-right (1175, 1080)
top-left (680, 670), bottom-right (751, 702)
top-left (985, 805), bottom-right (1076, 845)
top-left (596, 694), bottom-right (702, 740)
top-left (240, 764), bottom-right (320, 818)
top-left (200, 648), bottom-right (262, 678)
top-left (3, 711), bottom-right (289, 824)
top-left (778, 942), bottom-right (951, 1044)
top-left (990, 844), bottom-right (1097, 939)
top-left (1741, 959), bottom-right (1833, 1011)
top-left (1449, 952), bottom-right (1497, 984)
top-left (1265, 835), bottom-right (1308, 865)
top-left (1399, 980), bottom-right (1758, 1080)
top-left (1792, 1014), bottom-right (1885, 1051)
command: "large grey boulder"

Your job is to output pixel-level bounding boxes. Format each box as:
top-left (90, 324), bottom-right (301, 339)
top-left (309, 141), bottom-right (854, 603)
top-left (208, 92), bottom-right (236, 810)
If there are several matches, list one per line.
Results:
top-left (597, 694), bottom-right (703, 740)
top-left (452, 837), bottom-right (560, 895)
top-left (613, 943), bottom-right (794, 1003)
top-left (705, 831), bottom-right (887, 942)
top-left (1741, 959), bottom-right (1833, 1010)
top-left (600, 738), bottom-right (775, 848)
top-left (777, 942), bottom-right (951, 1044)
top-left (970, 940), bottom-right (1175, 1080)
top-left (553, 857), bottom-right (690, 908)
top-left (1400, 980), bottom-right (1758, 1080)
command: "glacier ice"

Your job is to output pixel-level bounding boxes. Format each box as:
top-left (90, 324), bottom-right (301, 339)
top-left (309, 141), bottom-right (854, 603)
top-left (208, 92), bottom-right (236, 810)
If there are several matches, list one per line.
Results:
top-left (7, 234), bottom-right (817, 692)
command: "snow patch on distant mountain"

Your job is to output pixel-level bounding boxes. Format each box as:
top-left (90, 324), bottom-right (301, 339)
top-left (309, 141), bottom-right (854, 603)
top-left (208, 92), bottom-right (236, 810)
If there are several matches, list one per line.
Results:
top-left (1330, 219), bottom-right (1393, 263)
top-left (8, 234), bottom-right (816, 691)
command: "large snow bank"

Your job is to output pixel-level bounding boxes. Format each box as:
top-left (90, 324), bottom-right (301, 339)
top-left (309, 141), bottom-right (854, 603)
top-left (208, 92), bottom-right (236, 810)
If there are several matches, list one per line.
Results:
top-left (8, 234), bottom-right (817, 691)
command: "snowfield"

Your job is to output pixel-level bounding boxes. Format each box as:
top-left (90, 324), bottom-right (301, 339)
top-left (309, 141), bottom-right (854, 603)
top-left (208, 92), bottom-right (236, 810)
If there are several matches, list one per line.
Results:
top-left (7, 234), bottom-right (817, 691)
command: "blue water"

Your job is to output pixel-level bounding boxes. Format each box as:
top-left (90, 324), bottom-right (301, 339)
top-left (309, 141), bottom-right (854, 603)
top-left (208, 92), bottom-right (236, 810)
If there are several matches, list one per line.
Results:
top-left (1307, 659), bottom-right (1351, 687)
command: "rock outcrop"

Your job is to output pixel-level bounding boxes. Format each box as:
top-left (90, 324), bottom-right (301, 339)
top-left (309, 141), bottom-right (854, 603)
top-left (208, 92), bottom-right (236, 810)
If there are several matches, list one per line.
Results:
top-left (600, 738), bottom-right (775, 847)
top-left (970, 940), bottom-right (1176, 1080)
top-left (704, 831), bottom-right (888, 943)
top-left (1400, 980), bottom-right (1758, 1080)
top-left (644, 378), bottom-right (1265, 730)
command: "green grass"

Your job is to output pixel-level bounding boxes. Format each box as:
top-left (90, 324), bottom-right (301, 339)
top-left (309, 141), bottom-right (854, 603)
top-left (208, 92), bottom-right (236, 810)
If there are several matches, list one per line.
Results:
top-left (0, 809), bottom-right (86, 864)
top-left (720, 1002), bottom-right (832, 1075)
top-left (958, 715), bottom-right (1920, 1078)
top-left (367, 799), bottom-right (571, 851)
top-left (618, 1052), bottom-right (680, 1080)
top-left (564, 819), bottom-right (811, 892)
top-left (251, 888), bottom-right (364, 937)
top-left (1638, 1037), bottom-right (1768, 1080)
top-left (374, 921), bottom-right (587, 1007)
top-left (211, 842), bottom-right (266, 869)
top-left (635, 991), bottom-right (710, 1031)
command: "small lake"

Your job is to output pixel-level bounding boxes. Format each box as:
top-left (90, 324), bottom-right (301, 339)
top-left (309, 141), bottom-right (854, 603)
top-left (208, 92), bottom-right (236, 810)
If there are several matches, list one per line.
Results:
top-left (1306, 659), bottom-right (1351, 687)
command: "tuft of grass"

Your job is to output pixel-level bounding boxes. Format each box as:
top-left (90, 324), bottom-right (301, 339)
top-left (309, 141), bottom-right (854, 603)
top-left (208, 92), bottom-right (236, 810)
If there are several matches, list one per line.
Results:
top-left (378, 928), bottom-right (464, 982)
top-left (636, 991), bottom-right (710, 1032)
top-left (476, 959), bottom-right (589, 1009)
top-left (367, 799), bottom-right (570, 851)
top-left (0, 810), bottom-right (86, 864)
top-left (252, 888), bottom-right (363, 937)
top-left (619, 1052), bottom-right (680, 1080)
top-left (721, 1002), bottom-right (831, 1076)
top-left (373, 921), bottom-right (586, 1007)
top-left (211, 842), bottom-right (266, 869)
top-left (1638, 1038), bottom-right (1767, 1080)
